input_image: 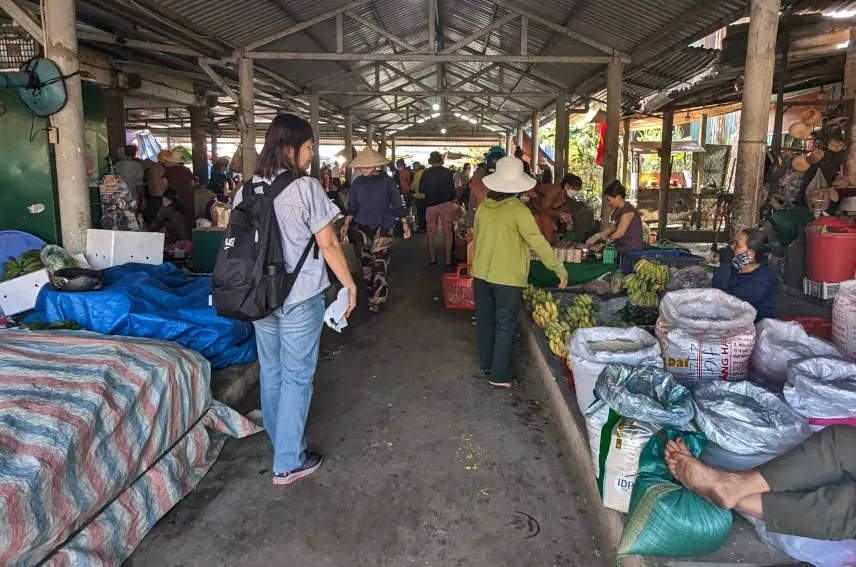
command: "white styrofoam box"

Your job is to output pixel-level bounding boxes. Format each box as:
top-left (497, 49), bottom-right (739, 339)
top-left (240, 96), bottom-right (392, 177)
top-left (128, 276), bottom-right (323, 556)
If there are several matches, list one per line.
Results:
top-left (0, 269), bottom-right (49, 315)
top-left (86, 229), bottom-right (164, 269)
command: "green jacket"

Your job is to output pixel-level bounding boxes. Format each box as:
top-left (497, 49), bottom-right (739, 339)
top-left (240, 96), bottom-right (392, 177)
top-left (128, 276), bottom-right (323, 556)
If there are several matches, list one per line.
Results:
top-left (472, 197), bottom-right (567, 288)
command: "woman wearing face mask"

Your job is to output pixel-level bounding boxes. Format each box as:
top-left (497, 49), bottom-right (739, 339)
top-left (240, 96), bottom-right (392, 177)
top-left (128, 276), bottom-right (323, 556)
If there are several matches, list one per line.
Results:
top-left (712, 228), bottom-right (778, 322)
top-left (232, 113), bottom-right (358, 486)
top-left (527, 173), bottom-right (595, 245)
top-left (586, 180), bottom-right (644, 253)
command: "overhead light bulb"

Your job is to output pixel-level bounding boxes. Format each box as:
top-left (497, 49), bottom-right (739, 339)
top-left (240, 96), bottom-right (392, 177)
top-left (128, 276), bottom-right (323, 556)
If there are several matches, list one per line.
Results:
top-left (431, 112), bottom-right (440, 118)
top-left (441, 127), bottom-right (447, 134)
top-left (432, 103), bottom-right (440, 111)
top-left (454, 112), bottom-right (461, 117)
top-left (460, 114), bottom-right (469, 121)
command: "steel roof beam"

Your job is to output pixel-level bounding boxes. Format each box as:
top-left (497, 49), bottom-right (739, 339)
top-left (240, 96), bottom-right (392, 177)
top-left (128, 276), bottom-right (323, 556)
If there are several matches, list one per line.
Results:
top-left (439, 13), bottom-right (519, 54)
top-left (346, 10), bottom-right (420, 53)
top-left (244, 0), bottom-right (371, 51)
top-left (239, 52), bottom-right (623, 64)
top-left (312, 90), bottom-right (556, 96)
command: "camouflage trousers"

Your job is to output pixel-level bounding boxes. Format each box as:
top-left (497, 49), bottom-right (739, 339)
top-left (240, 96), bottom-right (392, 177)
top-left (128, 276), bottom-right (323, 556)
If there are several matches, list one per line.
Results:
top-left (352, 224), bottom-right (393, 306)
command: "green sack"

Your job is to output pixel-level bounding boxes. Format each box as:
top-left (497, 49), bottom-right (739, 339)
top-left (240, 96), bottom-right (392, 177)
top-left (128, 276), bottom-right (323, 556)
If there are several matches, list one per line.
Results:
top-left (618, 428), bottom-right (733, 558)
top-left (769, 207), bottom-right (814, 246)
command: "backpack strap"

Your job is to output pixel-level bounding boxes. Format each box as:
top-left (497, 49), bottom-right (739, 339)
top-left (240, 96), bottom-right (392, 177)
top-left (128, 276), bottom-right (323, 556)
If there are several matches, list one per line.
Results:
top-left (291, 236), bottom-right (317, 279)
top-left (265, 170), bottom-right (295, 200)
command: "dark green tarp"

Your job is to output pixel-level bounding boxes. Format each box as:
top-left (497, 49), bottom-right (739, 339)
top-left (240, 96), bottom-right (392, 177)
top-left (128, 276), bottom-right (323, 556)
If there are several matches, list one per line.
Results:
top-left (528, 260), bottom-right (617, 287)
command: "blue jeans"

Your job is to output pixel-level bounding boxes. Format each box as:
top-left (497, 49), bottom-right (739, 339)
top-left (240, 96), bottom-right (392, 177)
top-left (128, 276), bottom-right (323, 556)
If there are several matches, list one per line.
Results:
top-left (252, 292), bottom-right (325, 473)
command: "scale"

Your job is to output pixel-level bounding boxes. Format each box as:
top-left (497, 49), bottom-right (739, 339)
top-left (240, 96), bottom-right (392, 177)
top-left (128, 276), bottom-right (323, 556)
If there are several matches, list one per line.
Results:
top-left (0, 57), bottom-right (68, 117)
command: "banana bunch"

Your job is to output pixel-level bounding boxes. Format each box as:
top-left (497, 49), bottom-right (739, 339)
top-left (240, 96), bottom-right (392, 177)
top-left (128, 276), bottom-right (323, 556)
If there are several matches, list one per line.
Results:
top-left (634, 259), bottom-right (670, 291)
top-left (533, 296), bottom-right (560, 328)
top-left (624, 259), bottom-right (669, 307)
top-left (545, 320), bottom-right (571, 358)
top-left (565, 294), bottom-right (597, 329)
top-left (2, 249), bottom-right (44, 282)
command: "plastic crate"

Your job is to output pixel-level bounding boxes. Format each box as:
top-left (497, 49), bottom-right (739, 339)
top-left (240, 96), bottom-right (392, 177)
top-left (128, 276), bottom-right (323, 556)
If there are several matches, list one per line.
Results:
top-left (442, 264), bottom-right (475, 310)
top-left (779, 317), bottom-right (833, 341)
top-left (802, 278), bottom-right (840, 300)
top-left (620, 249), bottom-right (705, 275)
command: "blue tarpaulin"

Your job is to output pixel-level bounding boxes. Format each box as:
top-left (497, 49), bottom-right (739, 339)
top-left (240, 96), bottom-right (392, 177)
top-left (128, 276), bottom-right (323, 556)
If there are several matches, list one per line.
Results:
top-left (28, 263), bottom-right (256, 368)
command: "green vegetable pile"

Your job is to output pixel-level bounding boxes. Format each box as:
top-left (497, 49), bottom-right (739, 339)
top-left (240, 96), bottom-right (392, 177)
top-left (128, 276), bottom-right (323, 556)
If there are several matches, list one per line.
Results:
top-left (2, 249), bottom-right (44, 281)
top-left (19, 318), bottom-right (82, 331)
top-left (617, 303), bottom-right (660, 326)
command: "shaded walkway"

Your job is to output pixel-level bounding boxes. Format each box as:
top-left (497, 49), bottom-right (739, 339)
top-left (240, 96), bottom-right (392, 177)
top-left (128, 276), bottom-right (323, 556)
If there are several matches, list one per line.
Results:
top-left (127, 236), bottom-right (606, 567)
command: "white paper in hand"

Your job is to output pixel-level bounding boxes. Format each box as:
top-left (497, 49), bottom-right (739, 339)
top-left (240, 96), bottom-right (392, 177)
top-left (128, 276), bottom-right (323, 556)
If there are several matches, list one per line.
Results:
top-left (324, 287), bottom-right (351, 333)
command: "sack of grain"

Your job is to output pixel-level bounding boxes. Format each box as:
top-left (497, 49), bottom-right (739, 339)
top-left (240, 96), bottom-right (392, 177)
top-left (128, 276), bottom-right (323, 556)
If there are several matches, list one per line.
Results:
top-left (656, 289), bottom-right (756, 387)
top-left (568, 327), bottom-right (662, 410)
top-left (584, 364), bottom-right (694, 513)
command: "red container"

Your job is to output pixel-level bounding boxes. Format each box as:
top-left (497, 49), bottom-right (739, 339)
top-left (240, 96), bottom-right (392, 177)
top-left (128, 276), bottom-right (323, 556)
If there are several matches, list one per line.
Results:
top-left (779, 317), bottom-right (833, 341)
top-left (806, 229), bottom-right (856, 283)
top-left (561, 357), bottom-right (576, 393)
top-left (442, 264), bottom-right (475, 310)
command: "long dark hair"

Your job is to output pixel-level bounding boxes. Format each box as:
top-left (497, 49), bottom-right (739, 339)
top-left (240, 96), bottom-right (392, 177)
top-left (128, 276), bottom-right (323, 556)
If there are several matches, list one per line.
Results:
top-left (256, 114), bottom-right (314, 180)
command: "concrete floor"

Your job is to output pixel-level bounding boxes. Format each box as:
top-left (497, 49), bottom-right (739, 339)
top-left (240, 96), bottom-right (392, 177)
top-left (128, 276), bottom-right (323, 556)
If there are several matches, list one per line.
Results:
top-left (127, 236), bottom-right (607, 567)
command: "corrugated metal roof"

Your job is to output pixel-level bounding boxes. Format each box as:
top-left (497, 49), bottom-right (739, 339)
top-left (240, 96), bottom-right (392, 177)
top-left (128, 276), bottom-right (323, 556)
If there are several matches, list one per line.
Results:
top-left (72, 0), bottom-right (848, 139)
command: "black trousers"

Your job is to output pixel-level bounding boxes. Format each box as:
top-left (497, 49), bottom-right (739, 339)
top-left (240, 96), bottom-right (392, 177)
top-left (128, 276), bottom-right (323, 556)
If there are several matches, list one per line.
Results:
top-left (474, 278), bottom-right (522, 382)
top-left (416, 199), bottom-right (427, 232)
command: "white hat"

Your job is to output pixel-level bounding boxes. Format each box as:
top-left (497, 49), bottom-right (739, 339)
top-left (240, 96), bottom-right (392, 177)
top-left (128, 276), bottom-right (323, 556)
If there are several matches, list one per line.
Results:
top-left (483, 156), bottom-right (538, 194)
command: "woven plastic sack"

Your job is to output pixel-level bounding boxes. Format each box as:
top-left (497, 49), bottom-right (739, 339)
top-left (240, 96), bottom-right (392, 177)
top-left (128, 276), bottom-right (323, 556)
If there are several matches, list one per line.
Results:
top-left (785, 356), bottom-right (856, 429)
top-left (751, 319), bottom-right (842, 388)
top-left (693, 381), bottom-right (812, 471)
top-left (585, 364), bottom-right (694, 513)
top-left (748, 516), bottom-right (856, 567)
top-left (656, 289), bottom-right (757, 386)
top-left (568, 327), bottom-right (662, 411)
top-left (832, 280), bottom-right (856, 361)
top-left (618, 429), bottom-right (733, 558)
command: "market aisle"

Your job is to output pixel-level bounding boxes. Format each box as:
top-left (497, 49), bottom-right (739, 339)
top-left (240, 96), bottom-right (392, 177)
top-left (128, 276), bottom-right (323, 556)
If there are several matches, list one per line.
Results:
top-left (127, 236), bottom-right (606, 567)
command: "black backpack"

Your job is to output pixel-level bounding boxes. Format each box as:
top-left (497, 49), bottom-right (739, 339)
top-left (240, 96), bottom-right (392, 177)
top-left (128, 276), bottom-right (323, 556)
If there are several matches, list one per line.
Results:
top-left (212, 171), bottom-right (316, 321)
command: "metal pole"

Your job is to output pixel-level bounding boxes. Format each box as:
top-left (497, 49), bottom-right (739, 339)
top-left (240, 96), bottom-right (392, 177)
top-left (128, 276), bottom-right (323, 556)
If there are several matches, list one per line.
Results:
top-left (772, 16), bottom-right (790, 154)
top-left (601, 60), bottom-right (623, 227)
top-left (211, 129), bottom-right (218, 162)
top-left (555, 92), bottom-right (568, 180)
top-left (379, 130), bottom-right (387, 157)
top-left (658, 110), bottom-right (674, 240)
top-left (622, 118), bottom-right (631, 187)
top-left (44, 0), bottom-right (90, 253)
top-left (516, 122), bottom-right (523, 153)
top-left (530, 111), bottom-right (540, 175)
top-left (189, 105), bottom-right (209, 185)
top-left (391, 135), bottom-right (396, 166)
top-left (310, 94), bottom-right (320, 177)
top-left (243, 52), bottom-right (622, 64)
top-left (344, 112), bottom-right (354, 181)
top-left (505, 129), bottom-right (512, 155)
top-left (733, 0), bottom-right (781, 234)
top-left (695, 113), bottom-right (708, 229)
top-left (365, 121), bottom-right (373, 148)
top-left (239, 57), bottom-right (257, 180)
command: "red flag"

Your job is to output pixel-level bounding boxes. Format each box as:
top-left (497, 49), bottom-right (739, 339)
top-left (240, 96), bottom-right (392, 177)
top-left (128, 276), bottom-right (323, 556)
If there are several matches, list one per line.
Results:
top-left (595, 122), bottom-right (606, 166)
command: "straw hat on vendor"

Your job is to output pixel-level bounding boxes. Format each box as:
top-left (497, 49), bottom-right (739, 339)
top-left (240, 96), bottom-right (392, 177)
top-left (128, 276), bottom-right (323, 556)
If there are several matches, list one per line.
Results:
top-left (470, 156), bottom-right (567, 389)
top-left (166, 149), bottom-right (191, 165)
top-left (339, 145), bottom-right (411, 313)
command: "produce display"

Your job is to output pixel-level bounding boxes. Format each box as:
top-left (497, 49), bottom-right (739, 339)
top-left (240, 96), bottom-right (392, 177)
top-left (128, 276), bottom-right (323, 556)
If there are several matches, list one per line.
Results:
top-left (525, 287), bottom-right (560, 328)
top-left (617, 303), bottom-right (659, 327)
top-left (566, 294), bottom-right (598, 330)
top-left (545, 320), bottom-right (573, 358)
top-left (623, 259), bottom-right (669, 307)
top-left (2, 249), bottom-right (44, 281)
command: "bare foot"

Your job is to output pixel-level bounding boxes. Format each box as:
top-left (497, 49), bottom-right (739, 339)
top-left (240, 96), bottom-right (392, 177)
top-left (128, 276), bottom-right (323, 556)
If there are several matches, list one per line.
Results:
top-left (669, 447), bottom-right (743, 510)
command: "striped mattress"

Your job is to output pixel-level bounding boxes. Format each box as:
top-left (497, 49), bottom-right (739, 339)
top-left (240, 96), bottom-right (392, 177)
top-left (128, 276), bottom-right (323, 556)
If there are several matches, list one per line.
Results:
top-left (0, 330), bottom-right (261, 566)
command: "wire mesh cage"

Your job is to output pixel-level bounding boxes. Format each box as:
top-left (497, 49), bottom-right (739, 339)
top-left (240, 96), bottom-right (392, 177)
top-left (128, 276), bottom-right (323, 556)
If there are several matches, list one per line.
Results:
top-left (0, 19), bottom-right (40, 68)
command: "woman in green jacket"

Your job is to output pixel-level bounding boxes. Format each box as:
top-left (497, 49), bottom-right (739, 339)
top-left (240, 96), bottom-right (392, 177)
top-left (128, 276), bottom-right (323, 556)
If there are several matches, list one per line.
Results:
top-left (472, 157), bottom-right (568, 388)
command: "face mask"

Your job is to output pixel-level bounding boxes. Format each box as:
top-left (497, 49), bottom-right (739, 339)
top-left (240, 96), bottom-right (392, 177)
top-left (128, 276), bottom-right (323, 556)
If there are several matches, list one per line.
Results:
top-left (566, 189), bottom-right (579, 199)
top-left (732, 251), bottom-right (754, 270)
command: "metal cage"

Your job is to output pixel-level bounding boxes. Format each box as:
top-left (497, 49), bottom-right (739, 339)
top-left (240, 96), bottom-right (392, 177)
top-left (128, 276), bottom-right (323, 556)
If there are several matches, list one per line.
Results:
top-left (0, 19), bottom-right (39, 68)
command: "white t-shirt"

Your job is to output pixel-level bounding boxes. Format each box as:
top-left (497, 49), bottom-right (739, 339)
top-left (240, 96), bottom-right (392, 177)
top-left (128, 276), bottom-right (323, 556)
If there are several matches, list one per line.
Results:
top-left (115, 159), bottom-right (145, 201)
top-left (232, 174), bottom-right (341, 306)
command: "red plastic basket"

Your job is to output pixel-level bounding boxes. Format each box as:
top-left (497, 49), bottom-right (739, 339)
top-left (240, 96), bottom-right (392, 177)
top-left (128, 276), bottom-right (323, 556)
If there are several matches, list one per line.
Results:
top-left (779, 317), bottom-right (833, 341)
top-left (443, 264), bottom-right (475, 310)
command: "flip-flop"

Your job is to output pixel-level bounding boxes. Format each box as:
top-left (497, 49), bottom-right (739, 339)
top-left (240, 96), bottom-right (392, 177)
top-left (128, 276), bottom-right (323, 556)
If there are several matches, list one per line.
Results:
top-left (489, 379), bottom-right (521, 389)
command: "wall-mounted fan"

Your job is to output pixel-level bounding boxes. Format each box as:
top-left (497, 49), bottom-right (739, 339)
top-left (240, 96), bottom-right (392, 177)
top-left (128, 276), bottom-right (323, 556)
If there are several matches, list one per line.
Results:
top-left (0, 57), bottom-right (67, 117)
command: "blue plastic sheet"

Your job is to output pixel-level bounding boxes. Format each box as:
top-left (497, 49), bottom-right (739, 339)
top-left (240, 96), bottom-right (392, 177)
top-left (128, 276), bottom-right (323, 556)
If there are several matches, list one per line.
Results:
top-left (28, 263), bottom-right (256, 368)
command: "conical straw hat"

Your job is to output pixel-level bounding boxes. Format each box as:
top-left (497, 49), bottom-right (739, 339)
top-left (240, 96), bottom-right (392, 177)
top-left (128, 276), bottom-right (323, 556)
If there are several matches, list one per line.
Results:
top-left (349, 146), bottom-right (389, 168)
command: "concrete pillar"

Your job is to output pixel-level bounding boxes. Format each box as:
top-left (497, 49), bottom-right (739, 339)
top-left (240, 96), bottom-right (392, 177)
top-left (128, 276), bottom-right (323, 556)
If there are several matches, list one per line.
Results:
top-left (379, 130), bottom-right (387, 157)
top-left (530, 111), bottom-right (540, 175)
top-left (239, 57), bottom-right (257, 180)
top-left (391, 135), bottom-right (396, 166)
top-left (105, 86), bottom-right (125, 160)
top-left (602, 61), bottom-right (623, 226)
top-left (732, 0), bottom-right (781, 234)
top-left (44, 0), bottom-right (90, 253)
top-left (516, 122), bottom-right (524, 153)
top-left (344, 112), bottom-right (354, 181)
top-left (555, 93), bottom-right (568, 180)
top-left (845, 26), bottom-right (856, 181)
top-left (210, 129), bottom-right (218, 162)
top-left (622, 118), bottom-right (631, 186)
top-left (189, 106), bottom-right (208, 186)
top-left (310, 94), bottom-right (320, 177)
top-left (365, 121), bottom-right (373, 148)
top-left (505, 130), bottom-right (513, 156)
top-left (658, 110), bottom-right (674, 239)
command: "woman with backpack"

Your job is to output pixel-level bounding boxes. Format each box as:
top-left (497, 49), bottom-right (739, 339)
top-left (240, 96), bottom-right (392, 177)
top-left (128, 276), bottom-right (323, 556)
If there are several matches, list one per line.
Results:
top-left (233, 114), bottom-right (357, 486)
